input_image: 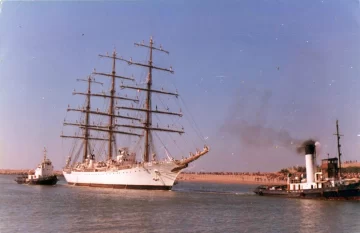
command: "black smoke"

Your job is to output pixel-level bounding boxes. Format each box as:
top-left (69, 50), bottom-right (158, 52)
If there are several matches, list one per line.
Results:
top-left (296, 139), bottom-right (317, 155)
top-left (220, 89), bottom-right (304, 150)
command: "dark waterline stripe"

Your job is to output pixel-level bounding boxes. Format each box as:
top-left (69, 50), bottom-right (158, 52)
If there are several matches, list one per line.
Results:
top-left (67, 182), bottom-right (172, 190)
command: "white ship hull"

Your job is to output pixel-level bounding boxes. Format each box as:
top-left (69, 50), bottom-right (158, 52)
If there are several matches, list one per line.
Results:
top-left (63, 162), bottom-right (183, 190)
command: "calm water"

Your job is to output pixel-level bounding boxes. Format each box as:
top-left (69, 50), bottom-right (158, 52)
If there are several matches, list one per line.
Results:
top-left (0, 175), bottom-right (359, 233)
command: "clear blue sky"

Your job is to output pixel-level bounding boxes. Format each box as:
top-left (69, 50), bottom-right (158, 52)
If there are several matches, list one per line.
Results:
top-left (0, 0), bottom-right (360, 172)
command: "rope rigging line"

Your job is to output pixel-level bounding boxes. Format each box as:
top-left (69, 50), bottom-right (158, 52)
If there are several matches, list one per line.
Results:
top-left (123, 62), bottom-right (148, 157)
top-left (61, 105), bottom-right (71, 156)
top-left (149, 132), bottom-right (157, 160)
top-left (153, 112), bottom-right (186, 157)
top-left (153, 131), bottom-right (180, 159)
top-left (167, 131), bottom-right (186, 157)
top-left (130, 137), bottom-right (142, 156)
top-left (64, 97), bottom-right (87, 162)
top-left (71, 98), bottom-right (88, 163)
top-left (155, 94), bottom-right (181, 126)
top-left (154, 94), bottom-right (198, 151)
top-left (94, 84), bottom-right (111, 161)
top-left (71, 142), bottom-right (84, 166)
top-left (165, 76), bottom-right (207, 144)
top-left (153, 80), bottom-right (206, 148)
top-left (178, 96), bottom-right (206, 144)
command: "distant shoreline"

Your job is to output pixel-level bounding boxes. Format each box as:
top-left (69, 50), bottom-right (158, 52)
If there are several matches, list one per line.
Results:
top-left (0, 169), bottom-right (64, 176)
top-left (2, 168), bottom-right (359, 185)
top-left (177, 173), bottom-right (286, 185)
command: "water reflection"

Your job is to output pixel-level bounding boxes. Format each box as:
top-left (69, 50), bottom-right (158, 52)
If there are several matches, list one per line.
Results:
top-left (298, 199), bottom-right (360, 233)
top-left (1, 176), bottom-right (360, 233)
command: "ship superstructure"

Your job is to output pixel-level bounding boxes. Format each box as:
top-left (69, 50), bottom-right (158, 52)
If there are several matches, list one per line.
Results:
top-left (60, 37), bottom-right (209, 190)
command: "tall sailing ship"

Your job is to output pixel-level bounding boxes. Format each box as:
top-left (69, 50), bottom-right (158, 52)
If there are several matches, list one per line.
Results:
top-left (61, 37), bottom-right (209, 190)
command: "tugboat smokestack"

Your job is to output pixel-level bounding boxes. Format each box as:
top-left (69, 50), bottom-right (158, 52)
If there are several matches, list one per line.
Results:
top-left (303, 140), bottom-right (316, 184)
top-left (304, 143), bottom-right (315, 155)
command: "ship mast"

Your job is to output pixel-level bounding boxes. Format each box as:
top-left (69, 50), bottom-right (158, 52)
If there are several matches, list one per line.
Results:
top-left (81, 76), bottom-right (103, 161)
top-left (115, 36), bottom-right (184, 162)
top-left (61, 49), bottom-right (143, 163)
top-left (144, 38), bottom-right (153, 163)
top-left (333, 119), bottom-right (343, 178)
top-left (62, 76), bottom-right (103, 162)
top-left (108, 51), bottom-right (117, 160)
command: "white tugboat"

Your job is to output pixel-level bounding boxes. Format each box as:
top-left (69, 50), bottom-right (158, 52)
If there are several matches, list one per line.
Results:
top-left (15, 147), bottom-right (58, 185)
top-left (61, 37), bottom-right (210, 190)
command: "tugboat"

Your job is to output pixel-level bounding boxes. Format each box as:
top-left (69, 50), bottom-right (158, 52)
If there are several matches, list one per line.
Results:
top-left (15, 147), bottom-right (58, 185)
top-left (254, 120), bottom-right (360, 200)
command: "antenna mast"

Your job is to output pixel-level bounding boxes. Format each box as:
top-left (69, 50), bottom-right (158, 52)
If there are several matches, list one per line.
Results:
top-left (333, 119), bottom-right (343, 178)
top-left (43, 147), bottom-right (47, 161)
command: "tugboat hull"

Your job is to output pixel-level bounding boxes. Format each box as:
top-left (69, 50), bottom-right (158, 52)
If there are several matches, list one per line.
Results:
top-left (15, 175), bottom-right (58, 186)
top-left (254, 183), bottom-right (360, 200)
top-left (14, 176), bottom-right (27, 184)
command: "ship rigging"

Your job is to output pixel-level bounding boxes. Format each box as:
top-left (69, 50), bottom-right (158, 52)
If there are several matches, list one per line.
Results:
top-left (60, 37), bottom-right (209, 189)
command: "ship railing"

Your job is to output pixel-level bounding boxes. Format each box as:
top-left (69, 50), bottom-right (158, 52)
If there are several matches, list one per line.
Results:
top-left (67, 159), bottom-right (177, 172)
top-left (146, 160), bottom-right (173, 166)
top-left (175, 146), bottom-right (210, 166)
